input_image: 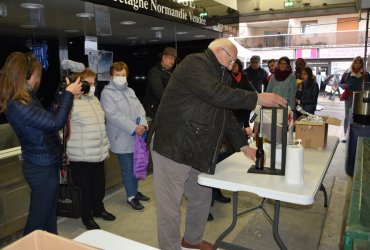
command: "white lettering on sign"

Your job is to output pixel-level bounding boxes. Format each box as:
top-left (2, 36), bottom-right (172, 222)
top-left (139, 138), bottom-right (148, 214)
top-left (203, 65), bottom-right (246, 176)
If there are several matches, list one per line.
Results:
top-left (113, 0), bottom-right (149, 11)
top-left (217, 23), bottom-right (237, 35)
top-left (112, 0), bottom-right (208, 25)
top-left (173, 0), bottom-right (195, 9)
top-left (151, 0), bottom-right (188, 21)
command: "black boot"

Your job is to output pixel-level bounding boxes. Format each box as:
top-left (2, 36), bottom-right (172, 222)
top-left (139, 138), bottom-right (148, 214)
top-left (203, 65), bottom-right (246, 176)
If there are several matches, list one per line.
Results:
top-left (208, 213), bottom-right (214, 221)
top-left (214, 189), bottom-right (231, 203)
top-left (82, 219), bottom-right (100, 230)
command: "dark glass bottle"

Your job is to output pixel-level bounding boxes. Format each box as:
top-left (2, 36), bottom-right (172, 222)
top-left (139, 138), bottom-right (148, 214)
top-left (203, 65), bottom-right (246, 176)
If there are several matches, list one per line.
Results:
top-left (255, 134), bottom-right (264, 170)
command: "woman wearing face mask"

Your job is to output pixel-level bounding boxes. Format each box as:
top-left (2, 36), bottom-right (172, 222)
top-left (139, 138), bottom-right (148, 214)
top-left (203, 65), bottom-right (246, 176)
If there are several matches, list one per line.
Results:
top-left (66, 68), bottom-right (115, 230)
top-left (100, 62), bottom-right (150, 211)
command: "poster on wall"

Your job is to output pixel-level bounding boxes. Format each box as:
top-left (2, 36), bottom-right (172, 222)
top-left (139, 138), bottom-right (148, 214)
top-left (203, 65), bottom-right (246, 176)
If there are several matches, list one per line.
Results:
top-left (97, 50), bottom-right (113, 81)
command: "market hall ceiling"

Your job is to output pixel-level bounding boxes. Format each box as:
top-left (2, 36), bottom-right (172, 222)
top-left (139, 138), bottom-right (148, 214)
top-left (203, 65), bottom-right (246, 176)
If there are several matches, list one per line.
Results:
top-left (0, 0), bottom-right (360, 46)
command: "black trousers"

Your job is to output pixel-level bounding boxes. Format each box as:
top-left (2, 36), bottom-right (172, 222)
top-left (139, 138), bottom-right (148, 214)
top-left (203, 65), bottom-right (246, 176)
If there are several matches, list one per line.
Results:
top-left (69, 161), bottom-right (105, 221)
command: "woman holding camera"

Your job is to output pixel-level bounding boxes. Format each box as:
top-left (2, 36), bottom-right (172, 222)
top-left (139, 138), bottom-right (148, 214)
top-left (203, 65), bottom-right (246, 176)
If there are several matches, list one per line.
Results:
top-left (0, 52), bottom-right (81, 235)
top-left (67, 68), bottom-right (115, 230)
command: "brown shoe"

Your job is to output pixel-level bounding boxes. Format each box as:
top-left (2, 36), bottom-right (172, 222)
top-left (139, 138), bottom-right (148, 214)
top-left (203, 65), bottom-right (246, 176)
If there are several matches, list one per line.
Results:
top-left (181, 238), bottom-right (215, 250)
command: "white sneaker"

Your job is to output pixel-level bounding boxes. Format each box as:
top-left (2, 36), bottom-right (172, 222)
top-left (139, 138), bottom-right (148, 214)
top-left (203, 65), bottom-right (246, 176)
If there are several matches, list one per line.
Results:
top-left (340, 135), bottom-right (347, 142)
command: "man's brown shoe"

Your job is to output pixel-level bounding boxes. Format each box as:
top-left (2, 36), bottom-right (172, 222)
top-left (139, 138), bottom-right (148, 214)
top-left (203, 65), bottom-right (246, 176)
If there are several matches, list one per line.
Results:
top-left (181, 238), bottom-right (216, 250)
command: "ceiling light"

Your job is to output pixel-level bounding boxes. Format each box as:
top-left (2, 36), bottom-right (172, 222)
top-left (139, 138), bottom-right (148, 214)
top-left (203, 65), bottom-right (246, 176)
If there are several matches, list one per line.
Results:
top-left (20, 3), bottom-right (44, 9)
top-left (150, 26), bottom-right (164, 31)
top-left (20, 24), bottom-right (37, 28)
top-left (120, 21), bottom-right (136, 25)
top-left (194, 34), bottom-right (206, 38)
top-left (76, 12), bottom-right (94, 18)
top-left (126, 36), bottom-right (138, 40)
top-left (148, 39), bottom-right (159, 42)
top-left (64, 29), bottom-right (79, 33)
top-left (176, 31), bottom-right (188, 35)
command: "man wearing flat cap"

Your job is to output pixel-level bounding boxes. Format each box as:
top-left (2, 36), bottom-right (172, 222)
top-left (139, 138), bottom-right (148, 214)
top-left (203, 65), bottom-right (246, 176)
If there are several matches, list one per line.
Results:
top-left (144, 47), bottom-right (177, 120)
top-left (244, 55), bottom-right (269, 93)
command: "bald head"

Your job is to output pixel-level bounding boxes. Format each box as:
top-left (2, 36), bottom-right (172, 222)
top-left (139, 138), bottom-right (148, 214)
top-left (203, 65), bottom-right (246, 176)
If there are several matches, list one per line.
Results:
top-left (208, 38), bottom-right (237, 70)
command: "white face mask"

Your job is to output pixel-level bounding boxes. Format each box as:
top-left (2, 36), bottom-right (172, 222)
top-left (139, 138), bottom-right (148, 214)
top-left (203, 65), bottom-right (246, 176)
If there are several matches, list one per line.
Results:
top-left (113, 76), bottom-right (128, 87)
top-left (89, 86), bottom-right (95, 97)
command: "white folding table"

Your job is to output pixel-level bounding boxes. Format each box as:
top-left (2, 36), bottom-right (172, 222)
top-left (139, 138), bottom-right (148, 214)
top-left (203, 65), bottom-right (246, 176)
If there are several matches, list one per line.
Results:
top-left (198, 136), bottom-right (339, 250)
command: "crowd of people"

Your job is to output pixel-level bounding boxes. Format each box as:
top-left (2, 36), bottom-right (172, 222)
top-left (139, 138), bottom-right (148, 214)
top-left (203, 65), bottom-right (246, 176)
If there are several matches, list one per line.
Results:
top-left (0, 38), bottom-right (364, 250)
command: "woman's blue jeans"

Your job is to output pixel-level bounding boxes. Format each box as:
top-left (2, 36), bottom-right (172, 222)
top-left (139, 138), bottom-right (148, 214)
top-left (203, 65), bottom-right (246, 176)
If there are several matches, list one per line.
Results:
top-left (116, 153), bottom-right (138, 198)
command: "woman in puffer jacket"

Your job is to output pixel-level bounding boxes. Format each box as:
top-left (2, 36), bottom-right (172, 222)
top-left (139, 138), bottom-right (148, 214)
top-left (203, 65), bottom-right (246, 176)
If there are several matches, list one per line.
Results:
top-left (67, 68), bottom-right (115, 230)
top-left (0, 52), bottom-right (81, 235)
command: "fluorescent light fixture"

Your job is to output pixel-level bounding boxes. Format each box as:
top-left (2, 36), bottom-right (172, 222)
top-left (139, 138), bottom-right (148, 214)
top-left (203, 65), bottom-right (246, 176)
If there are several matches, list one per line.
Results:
top-left (20, 3), bottom-right (44, 9)
top-left (120, 21), bottom-right (136, 25)
top-left (176, 31), bottom-right (188, 35)
top-left (150, 26), bottom-right (164, 31)
top-left (194, 34), bottom-right (206, 38)
top-left (20, 24), bottom-right (37, 28)
top-left (126, 36), bottom-right (138, 40)
top-left (64, 29), bottom-right (79, 33)
top-left (76, 12), bottom-right (94, 18)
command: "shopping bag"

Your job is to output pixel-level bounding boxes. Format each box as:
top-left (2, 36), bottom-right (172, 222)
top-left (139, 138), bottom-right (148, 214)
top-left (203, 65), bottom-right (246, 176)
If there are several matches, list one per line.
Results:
top-left (56, 167), bottom-right (81, 219)
top-left (133, 133), bottom-right (149, 180)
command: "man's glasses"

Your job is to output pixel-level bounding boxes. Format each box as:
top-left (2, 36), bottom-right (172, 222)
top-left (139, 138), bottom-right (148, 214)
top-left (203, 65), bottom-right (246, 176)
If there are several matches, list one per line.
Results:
top-left (221, 48), bottom-right (236, 65)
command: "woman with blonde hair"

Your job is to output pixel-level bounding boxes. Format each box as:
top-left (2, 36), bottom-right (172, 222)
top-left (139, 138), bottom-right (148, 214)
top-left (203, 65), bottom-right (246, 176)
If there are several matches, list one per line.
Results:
top-left (0, 52), bottom-right (81, 235)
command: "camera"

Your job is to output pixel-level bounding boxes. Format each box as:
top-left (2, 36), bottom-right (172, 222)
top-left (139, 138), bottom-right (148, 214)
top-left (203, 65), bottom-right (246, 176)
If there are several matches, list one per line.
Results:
top-left (60, 75), bottom-right (90, 94)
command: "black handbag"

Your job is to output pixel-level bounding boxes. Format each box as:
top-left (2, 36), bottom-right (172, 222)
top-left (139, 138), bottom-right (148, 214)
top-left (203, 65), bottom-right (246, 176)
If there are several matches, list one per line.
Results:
top-left (56, 167), bottom-right (81, 219)
top-left (56, 126), bottom-right (81, 219)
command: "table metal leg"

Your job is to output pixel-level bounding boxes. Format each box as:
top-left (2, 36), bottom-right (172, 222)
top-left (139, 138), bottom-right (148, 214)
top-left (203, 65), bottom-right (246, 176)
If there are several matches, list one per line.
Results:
top-left (213, 192), bottom-right (252, 250)
top-left (272, 200), bottom-right (288, 250)
top-left (320, 184), bottom-right (328, 207)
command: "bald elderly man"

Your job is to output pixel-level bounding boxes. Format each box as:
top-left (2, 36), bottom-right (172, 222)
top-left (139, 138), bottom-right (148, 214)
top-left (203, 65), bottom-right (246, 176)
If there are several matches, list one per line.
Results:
top-left (149, 38), bottom-right (287, 250)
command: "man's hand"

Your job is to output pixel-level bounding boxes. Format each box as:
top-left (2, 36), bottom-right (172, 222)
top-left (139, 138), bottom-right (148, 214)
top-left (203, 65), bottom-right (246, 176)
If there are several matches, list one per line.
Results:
top-left (245, 127), bottom-right (253, 136)
top-left (241, 146), bottom-right (256, 162)
top-left (257, 93), bottom-right (287, 108)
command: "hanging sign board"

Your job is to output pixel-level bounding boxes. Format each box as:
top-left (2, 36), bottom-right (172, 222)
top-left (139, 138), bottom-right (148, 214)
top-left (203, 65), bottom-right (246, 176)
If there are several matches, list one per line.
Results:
top-left (83, 0), bottom-right (239, 34)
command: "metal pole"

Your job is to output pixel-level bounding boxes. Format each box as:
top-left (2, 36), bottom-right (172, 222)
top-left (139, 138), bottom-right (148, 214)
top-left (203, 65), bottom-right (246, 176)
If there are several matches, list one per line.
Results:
top-left (364, 8), bottom-right (369, 70)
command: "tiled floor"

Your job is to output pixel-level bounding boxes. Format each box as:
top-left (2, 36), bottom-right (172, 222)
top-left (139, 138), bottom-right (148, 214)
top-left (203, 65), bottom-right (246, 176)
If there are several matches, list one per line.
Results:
top-left (56, 94), bottom-right (350, 249)
top-left (3, 94), bottom-right (350, 249)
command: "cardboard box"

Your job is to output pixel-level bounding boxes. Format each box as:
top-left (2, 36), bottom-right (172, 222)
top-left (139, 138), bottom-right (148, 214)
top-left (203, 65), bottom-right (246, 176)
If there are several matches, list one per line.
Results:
top-left (3, 230), bottom-right (97, 250)
top-left (295, 116), bottom-right (341, 148)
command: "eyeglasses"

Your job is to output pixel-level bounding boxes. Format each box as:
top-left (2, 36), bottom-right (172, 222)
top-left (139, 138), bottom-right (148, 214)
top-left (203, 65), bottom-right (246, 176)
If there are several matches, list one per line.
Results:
top-left (221, 48), bottom-right (236, 65)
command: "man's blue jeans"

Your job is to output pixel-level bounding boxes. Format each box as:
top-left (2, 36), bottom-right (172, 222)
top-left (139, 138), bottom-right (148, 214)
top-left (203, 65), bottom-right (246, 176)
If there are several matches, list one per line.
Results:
top-left (116, 153), bottom-right (138, 198)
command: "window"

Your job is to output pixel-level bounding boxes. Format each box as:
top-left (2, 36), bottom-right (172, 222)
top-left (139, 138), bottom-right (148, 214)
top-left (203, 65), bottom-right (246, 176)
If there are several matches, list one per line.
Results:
top-left (301, 20), bottom-right (318, 34)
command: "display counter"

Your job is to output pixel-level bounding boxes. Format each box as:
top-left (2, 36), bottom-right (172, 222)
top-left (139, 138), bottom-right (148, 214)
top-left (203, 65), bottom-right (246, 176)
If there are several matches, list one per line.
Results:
top-left (0, 124), bottom-right (122, 240)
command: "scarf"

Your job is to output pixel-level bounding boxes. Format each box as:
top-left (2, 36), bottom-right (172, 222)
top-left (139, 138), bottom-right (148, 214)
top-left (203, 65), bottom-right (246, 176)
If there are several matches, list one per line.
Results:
top-left (274, 69), bottom-right (292, 81)
top-left (350, 71), bottom-right (363, 78)
top-left (232, 72), bottom-right (242, 83)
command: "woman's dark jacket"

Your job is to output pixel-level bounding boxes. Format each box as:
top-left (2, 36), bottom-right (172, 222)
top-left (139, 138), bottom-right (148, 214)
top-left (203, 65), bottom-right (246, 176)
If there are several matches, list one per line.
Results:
top-left (230, 72), bottom-right (255, 125)
top-left (295, 80), bottom-right (319, 114)
top-left (6, 90), bottom-right (74, 166)
top-left (150, 49), bottom-right (258, 174)
top-left (144, 61), bottom-right (173, 118)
